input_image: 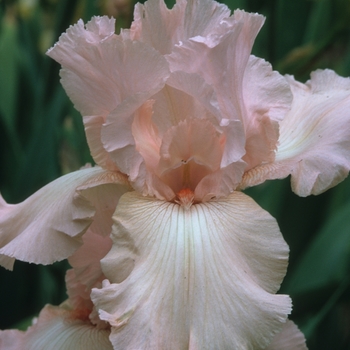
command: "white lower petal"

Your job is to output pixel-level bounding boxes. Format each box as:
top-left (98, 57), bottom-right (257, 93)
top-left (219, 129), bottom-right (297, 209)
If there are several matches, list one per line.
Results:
top-left (0, 304), bottom-right (112, 350)
top-left (92, 191), bottom-right (291, 349)
top-left (266, 320), bottom-right (308, 350)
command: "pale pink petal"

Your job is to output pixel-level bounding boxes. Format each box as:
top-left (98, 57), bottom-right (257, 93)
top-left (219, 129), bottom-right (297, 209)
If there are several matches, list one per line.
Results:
top-left (47, 16), bottom-right (169, 169)
top-left (241, 70), bottom-right (350, 196)
top-left (159, 118), bottom-right (222, 172)
top-left (0, 329), bottom-right (25, 350)
top-left (66, 269), bottom-right (94, 317)
top-left (167, 11), bottom-right (265, 167)
top-left (0, 167), bottom-right (130, 270)
top-left (101, 96), bottom-right (147, 184)
top-left (76, 171), bottom-right (131, 237)
top-left (68, 228), bottom-right (112, 294)
top-left (128, 0), bottom-right (230, 54)
top-left (0, 305), bottom-right (112, 350)
top-left (0, 167), bottom-right (98, 270)
top-left (194, 161), bottom-right (246, 201)
top-left (153, 71), bottom-right (222, 133)
top-left (47, 17), bottom-right (118, 116)
top-left (84, 116), bottom-right (119, 171)
top-left (267, 320), bottom-right (308, 350)
top-left (156, 118), bottom-right (232, 197)
top-left (65, 227), bottom-right (113, 328)
top-left (164, 71), bottom-right (246, 168)
top-left (242, 56), bottom-right (292, 170)
top-left (92, 191), bottom-right (291, 349)
top-left (164, 72), bottom-right (245, 168)
top-left (168, 10), bottom-right (265, 111)
top-left (167, 22), bottom-right (243, 120)
top-left (131, 100), bottom-right (161, 173)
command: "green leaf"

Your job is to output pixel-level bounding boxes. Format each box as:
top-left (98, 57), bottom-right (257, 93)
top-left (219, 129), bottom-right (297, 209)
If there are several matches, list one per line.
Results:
top-left (0, 15), bottom-right (20, 135)
top-left (284, 201), bottom-right (350, 295)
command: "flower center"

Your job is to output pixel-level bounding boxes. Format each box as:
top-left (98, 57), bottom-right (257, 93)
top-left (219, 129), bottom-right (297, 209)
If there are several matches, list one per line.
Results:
top-left (175, 188), bottom-right (195, 209)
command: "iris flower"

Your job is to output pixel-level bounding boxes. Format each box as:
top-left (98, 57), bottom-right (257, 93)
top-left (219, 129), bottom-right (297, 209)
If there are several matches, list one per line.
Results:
top-left (1, 0), bottom-right (350, 348)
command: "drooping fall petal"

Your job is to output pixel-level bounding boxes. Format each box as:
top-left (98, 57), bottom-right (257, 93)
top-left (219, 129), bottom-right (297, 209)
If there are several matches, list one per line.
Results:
top-left (0, 167), bottom-right (130, 270)
top-left (241, 69), bottom-right (350, 195)
top-left (0, 305), bottom-right (112, 350)
top-left (92, 191), bottom-right (291, 349)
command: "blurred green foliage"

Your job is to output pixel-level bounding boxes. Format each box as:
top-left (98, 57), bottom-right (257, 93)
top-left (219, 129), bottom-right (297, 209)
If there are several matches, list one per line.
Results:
top-left (0, 0), bottom-right (350, 348)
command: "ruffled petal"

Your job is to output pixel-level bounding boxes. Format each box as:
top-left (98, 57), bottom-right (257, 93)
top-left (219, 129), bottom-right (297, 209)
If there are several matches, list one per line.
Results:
top-left (47, 17), bottom-right (118, 116)
top-left (76, 170), bottom-right (131, 237)
top-left (0, 167), bottom-right (130, 270)
top-left (66, 227), bottom-right (113, 327)
top-left (241, 70), bottom-right (350, 195)
top-left (242, 56), bottom-right (292, 170)
top-left (92, 191), bottom-right (291, 349)
top-left (0, 304), bottom-right (112, 350)
top-left (167, 11), bottom-right (265, 168)
top-left (154, 71), bottom-right (222, 133)
top-left (67, 228), bottom-right (112, 301)
top-left (266, 320), bottom-right (308, 350)
top-left (47, 16), bottom-right (170, 169)
top-left (128, 0), bottom-right (230, 54)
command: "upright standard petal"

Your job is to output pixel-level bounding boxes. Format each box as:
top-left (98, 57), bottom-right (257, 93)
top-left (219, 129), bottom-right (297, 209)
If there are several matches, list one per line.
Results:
top-left (242, 56), bottom-right (292, 170)
top-left (92, 191), bottom-right (291, 350)
top-left (0, 305), bottom-right (112, 350)
top-left (0, 167), bottom-right (130, 270)
top-left (241, 70), bottom-right (350, 195)
top-left (47, 16), bottom-right (170, 171)
top-left (128, 0), bottom-right (231, 54)
top-left (167, 10), bottom-right (266, 168)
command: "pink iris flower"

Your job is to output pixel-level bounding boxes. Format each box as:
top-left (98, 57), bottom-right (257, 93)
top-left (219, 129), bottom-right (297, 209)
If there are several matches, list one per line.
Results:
top-left (2, 0), bottom-right (350, 348)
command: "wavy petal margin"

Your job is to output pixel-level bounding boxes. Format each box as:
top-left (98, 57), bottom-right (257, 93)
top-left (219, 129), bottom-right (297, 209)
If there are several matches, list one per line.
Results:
top-left (128, 0), bottom-right (231, 54)
top-left (266, 320), bottom-right (308, 350)
top-left (241, 70), bottom-right (350, 196)
top-left (47, 16), bottom-right (170, 171)
top-left (92, 191), bottom-right (291, 349)
top-left (0, 167), bottom-right (130, 270)
top-left (242, 56), bottom-right (292, 170)
top-left (0, 305), bottom-right (112, 350)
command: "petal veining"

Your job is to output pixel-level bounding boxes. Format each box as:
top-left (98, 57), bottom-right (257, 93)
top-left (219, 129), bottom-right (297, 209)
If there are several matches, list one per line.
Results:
top-left (0, 305), bottom-right (112, 350)
top-left (92, 191), bottom-right (291, 349)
